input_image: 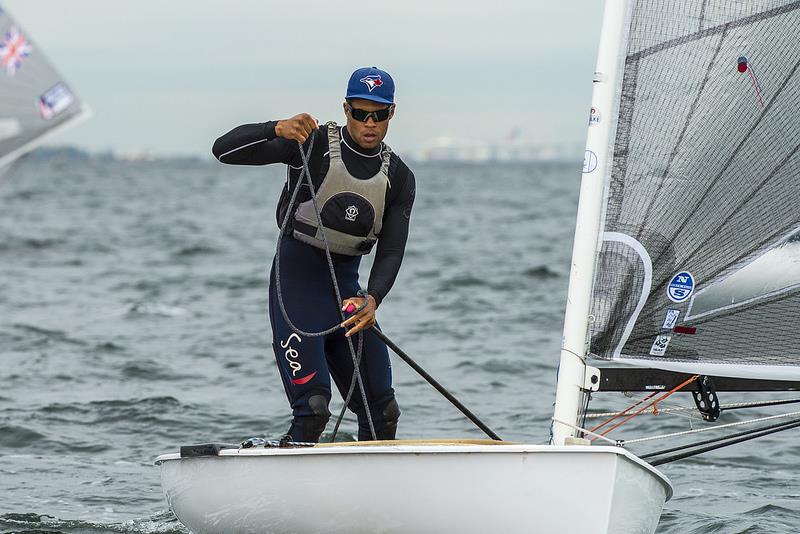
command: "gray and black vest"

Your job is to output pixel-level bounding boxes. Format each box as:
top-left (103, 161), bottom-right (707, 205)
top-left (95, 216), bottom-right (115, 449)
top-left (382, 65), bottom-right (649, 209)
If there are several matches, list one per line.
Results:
top-left (292, 122), bottom-right (391, 256)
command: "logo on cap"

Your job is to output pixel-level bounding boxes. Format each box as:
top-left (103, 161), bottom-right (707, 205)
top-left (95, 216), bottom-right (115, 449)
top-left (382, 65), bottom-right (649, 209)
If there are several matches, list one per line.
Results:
top-left (359, 75), bottom-right (383, 92)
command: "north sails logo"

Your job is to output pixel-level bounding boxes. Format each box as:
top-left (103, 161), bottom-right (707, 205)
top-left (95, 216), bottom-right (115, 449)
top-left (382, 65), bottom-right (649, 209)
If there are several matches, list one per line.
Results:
top-left (359, 75), bottom-right (383, 92)
top-left (345, 205), bottom-right (358, 221)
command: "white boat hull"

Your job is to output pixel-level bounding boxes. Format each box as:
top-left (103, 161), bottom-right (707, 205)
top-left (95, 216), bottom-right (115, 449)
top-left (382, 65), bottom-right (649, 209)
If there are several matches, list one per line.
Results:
top-left (156, 441), bottom-right (671, 534)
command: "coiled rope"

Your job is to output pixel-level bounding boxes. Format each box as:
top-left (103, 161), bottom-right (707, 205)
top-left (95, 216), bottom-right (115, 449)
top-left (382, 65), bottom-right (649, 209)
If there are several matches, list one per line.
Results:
top-left (273, 130), bottom-right (376, 440)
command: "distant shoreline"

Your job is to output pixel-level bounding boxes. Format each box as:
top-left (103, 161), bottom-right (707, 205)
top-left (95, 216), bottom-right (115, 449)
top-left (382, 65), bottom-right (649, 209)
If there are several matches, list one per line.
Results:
top-left (25, 145), bottom-right (583, 166)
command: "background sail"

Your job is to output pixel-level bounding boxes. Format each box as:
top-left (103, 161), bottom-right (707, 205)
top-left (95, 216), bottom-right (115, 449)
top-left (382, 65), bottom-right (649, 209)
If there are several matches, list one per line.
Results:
top-left (0, 5), bottom-right (89, 168)
top-left (588, 0), bottom-right (800, 379)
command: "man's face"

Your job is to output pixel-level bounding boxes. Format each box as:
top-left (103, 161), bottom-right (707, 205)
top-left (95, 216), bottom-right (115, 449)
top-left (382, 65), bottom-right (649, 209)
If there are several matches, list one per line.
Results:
top-left (343, 98), bottom-right (395, 150)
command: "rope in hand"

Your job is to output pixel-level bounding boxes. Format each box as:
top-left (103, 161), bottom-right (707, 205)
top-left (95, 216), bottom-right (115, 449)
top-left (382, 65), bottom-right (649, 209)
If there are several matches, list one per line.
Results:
top-left (273, 129), bottom-right (376, 441)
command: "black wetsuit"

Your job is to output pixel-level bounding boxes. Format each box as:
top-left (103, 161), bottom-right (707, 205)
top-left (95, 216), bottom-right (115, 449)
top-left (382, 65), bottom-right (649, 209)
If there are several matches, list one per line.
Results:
top-left (212, 122), bottom-right (415, 441)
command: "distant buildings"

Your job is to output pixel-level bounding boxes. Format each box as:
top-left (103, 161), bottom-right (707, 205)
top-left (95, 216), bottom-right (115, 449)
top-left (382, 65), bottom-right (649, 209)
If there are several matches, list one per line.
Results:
top-left (414, 135), bottom-right (583, 163)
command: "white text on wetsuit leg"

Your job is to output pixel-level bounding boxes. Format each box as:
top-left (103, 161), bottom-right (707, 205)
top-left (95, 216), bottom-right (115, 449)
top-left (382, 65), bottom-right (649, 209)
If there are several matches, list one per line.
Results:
top-left (280, 333), bottom-right (302, 376)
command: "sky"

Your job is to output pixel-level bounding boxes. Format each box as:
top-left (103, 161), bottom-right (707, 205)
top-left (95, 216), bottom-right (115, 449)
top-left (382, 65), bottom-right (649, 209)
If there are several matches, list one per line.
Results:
top-left (4, 0), bottom-right (604, 158)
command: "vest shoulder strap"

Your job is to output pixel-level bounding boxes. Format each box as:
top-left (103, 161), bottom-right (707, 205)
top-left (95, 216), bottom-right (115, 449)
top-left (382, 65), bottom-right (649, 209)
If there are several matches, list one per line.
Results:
top-left (380, 143), bottom-right (392, 176)
top-left (325, 121), bottom-right (341, 160)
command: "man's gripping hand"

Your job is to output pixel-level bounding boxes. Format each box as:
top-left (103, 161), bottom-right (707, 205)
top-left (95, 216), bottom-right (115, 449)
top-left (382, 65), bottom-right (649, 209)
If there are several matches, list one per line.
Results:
top-left (340, 294), bottom-right (377, 338)
top-left (275, 113), bottom-right (319, 144)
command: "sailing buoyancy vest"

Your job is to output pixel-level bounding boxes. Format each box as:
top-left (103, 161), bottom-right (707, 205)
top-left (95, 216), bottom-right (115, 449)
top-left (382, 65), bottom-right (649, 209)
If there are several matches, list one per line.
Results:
top-left (292, 122), bottom-right (391, 256)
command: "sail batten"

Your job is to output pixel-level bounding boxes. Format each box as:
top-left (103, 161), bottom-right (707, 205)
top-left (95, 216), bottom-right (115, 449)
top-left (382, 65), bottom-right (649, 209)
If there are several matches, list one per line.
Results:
top-left (589, 0), bottom-right (800, 379)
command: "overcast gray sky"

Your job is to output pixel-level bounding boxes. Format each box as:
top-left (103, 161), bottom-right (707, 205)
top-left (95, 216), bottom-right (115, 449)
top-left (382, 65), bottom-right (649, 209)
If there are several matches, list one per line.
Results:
top-left (4, 0), bottom-right (604, 157)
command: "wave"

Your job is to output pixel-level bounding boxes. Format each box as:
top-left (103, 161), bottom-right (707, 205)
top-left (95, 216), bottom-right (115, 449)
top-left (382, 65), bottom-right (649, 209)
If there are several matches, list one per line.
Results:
top-left (10, 324), bottom-right (88, 347)
top-left (205, 274), bottom-right (265, 290)
top-left (0, 235), bottom-right (65, 252)
top-left (0, 425), bottom-right (47, 448)
top-left (125, 303), bottom-right (187, 317)
top-left (119, 360), bottom-right (200, 381)
top-left (522, 265), bottom-right (562, 279)
top-left (171, 244), bottom-right (222, 258)
top-left (0, 511), bottom-right (188, 534)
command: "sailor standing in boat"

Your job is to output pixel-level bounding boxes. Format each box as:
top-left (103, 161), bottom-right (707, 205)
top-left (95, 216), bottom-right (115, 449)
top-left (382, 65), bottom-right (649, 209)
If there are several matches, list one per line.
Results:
top-left (212, 67), bottom-right (415, 443)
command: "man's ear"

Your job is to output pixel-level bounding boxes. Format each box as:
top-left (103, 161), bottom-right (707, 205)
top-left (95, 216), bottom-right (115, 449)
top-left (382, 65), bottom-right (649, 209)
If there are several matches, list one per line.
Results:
top-left (343, 101), bottom-right (350, 117)
top-left (389, 105), bottom-right (396, 119)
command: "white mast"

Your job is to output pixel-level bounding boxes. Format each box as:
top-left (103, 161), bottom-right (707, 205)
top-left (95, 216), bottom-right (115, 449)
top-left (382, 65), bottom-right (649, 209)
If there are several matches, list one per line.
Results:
top-left (551, 0), bottom-right (632, 445)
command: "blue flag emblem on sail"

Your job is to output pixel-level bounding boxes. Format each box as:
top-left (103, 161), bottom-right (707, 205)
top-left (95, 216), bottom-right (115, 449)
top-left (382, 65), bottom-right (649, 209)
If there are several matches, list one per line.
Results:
top-left (667, 271), bottom-right (694, 303)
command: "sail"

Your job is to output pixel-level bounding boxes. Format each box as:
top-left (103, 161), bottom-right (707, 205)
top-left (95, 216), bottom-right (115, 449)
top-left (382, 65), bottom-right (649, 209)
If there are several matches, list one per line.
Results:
top-left (0, 5), bottom-right (89, 168)
top-left (588, 0), bottom-right (800, 379)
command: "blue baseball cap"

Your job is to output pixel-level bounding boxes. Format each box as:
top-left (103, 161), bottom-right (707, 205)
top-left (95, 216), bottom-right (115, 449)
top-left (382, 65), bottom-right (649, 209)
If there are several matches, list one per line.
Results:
top-left (345, 66), bottom-right (395, 105)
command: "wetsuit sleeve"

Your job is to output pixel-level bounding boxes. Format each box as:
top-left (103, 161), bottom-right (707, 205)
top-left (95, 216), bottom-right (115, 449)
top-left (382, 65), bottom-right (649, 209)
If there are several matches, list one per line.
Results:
top-left (212, 121), bottom-right (299, 165)
top-left (367, 163), bottom-right (416, 307)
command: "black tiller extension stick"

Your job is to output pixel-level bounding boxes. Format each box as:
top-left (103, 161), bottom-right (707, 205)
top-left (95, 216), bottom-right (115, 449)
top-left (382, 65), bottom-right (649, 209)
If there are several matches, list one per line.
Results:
top-left (371, 327), bottom-right (502, 441)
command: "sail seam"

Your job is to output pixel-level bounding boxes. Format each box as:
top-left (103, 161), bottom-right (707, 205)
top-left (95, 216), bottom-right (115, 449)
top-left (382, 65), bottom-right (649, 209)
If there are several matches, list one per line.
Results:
top-left (677, 141), bottom-right (800, 304)
top-left (608, 57), bottom-right (640, 227)
top-left (636, 28), bottom-right (727, 240)
top-left (629, 2), bottom-right (800, 60)
top-left (645, 55), bottom-right (800, 296)
top-left (698, 0), bottom-right (709, 31)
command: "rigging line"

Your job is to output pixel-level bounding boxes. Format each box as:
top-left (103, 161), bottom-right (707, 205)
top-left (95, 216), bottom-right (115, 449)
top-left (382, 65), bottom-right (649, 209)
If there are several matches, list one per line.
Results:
top-left (748, 67), bottom-right (766, 109)
top-left (640, 416), bottom-right (800, 459)
top-left (329, 330), bottom-right (365, 441)
top-left (585, 397), bottom-right (800, 418)
top-left (296, 136), bottom-right (376, 441)
top-left (622, 409), bottom-right (800, 445)
top-left (649, 418), bottom-right (800, 466)
top-left (551, 418), bottom-right (619, 445)
top-left (591, 375), bottom-right (699, 441)
top-left (597, 392), bottom-right (705, 425)
top-left (579, 388), bottom-right (591, 431)
top-left (590, 391), bottom-right (658, 433)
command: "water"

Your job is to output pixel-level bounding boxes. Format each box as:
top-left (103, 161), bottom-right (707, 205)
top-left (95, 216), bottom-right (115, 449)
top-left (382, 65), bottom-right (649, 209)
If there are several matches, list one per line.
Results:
top-left (1, 157), bottom-right (798, 533)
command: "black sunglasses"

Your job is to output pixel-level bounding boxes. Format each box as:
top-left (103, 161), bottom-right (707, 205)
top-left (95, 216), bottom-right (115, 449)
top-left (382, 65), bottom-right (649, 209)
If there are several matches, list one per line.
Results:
top-left (346, 104), bottom-right (394, 123)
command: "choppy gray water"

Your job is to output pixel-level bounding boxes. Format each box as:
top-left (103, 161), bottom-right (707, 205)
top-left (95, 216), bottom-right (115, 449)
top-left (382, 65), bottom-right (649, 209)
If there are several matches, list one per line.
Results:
top-left (1, 157), bottom-right (798, 533)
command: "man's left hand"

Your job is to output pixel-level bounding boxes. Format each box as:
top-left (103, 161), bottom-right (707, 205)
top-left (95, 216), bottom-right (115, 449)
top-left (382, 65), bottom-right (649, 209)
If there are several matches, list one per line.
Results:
top-left (340, 294), bottom-right (377, 337)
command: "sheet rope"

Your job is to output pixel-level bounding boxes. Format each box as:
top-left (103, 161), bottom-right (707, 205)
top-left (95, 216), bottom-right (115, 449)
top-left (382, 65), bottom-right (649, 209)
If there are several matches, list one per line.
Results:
top-left (272, 130), bottom-right (376, 441)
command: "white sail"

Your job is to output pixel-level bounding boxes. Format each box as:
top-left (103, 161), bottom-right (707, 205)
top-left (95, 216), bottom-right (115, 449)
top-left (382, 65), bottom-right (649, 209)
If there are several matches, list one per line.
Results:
top-left (587, 0), bottom-right (800, 380)
top-left (0, 5), bottom-right (89, 169)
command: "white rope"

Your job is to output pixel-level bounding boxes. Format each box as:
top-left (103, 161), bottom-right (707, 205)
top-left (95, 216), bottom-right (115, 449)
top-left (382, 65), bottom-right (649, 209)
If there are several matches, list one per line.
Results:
top-left (622, 409), bottom-right (800, 445)
top-left (585, 398), bottom-right (800, 418)
top-left (551, 418), bottom-right (619, 445)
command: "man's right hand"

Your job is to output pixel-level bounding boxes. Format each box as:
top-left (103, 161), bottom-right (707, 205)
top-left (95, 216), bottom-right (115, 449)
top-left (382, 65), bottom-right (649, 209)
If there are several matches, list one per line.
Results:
top-left (275, 113), bottom-right (319, 144)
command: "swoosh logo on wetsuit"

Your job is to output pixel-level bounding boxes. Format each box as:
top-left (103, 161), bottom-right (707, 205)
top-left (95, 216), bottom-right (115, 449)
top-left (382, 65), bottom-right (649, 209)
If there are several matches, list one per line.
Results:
top-left (290, 371), bottom-right (318, 385)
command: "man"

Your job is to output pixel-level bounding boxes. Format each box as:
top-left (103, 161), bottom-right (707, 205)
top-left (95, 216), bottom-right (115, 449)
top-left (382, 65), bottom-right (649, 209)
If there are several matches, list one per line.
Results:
top-left (212, 67), bottom-right (415, 443)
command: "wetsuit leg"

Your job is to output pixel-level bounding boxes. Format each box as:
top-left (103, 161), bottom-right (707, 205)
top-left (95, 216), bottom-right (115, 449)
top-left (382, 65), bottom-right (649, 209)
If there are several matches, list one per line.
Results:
top-left (326, 325), bottom-right (399, 441)
top-left (268, 235), bottom-right (396, 441)
top-left (268, 237), bottom-right (345, 442)
top-left (269, 286), bottom-right (331, 441)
